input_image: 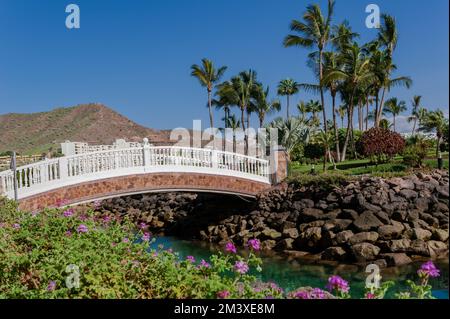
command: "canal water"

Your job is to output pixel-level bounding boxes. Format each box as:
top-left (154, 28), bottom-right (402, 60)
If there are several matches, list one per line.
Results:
top-left (150, 236), bottom-right (449, 299)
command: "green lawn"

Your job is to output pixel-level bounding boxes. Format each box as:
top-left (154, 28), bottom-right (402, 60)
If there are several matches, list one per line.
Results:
top-left (290, 154), bottom-right (449, 177)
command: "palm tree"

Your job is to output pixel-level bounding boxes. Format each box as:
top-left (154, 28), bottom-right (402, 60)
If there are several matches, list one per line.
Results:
top-left (225, 115), bottom-right (241, 153)
top-left (190, 59), bottom-right (227, 130)
top-left (336, 105), bottom-right (346, 129)
top-left (306, 100), bottom-right (322, 126)
top-left (216, 70), bottom-right (258, 154)
top-left (212, 94), bottom-right (233, 129)
top-left (252, 84), bottom-right (281, 128)
top-left (267, 117), bottom-right (311, 160)
top-left (324, 43), bottom-right (374, 161)
top-left (420, 109), bottom-right (448, 169)
top-left (379, 118), bottom-right (392, 130)
top-left (315, 129), bottom-right (336, 171)
top-left (283, 0), bottom-right (335, 133)
top-left (384, 97), bottom-right (406, 132)
top-left (297, 101), bottom-right (309, 122)
top-left (373, 15), bottom-right (412, 127)
top-left (277, 79), bottom-right (300, 119)
top-left (407, 95), bottom-right (422, 136)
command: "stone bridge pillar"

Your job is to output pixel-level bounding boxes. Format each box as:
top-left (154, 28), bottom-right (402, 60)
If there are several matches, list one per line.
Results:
top-left (270, 146), bottom-right (288, 185)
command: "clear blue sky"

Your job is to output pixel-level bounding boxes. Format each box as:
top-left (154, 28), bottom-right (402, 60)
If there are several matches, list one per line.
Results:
top-left (0, 0), bottom-right (448, 132)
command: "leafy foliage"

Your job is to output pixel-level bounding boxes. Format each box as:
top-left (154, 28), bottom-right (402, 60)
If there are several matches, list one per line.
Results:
top-left (358, 127), bottom-right (406, 163)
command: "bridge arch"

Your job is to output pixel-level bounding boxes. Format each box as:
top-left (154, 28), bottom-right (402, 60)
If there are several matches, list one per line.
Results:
top-left (0, 143), bottom-right (288, 211)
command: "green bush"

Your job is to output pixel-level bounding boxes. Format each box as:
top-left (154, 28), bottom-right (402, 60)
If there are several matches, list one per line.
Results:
top-left (0, 198), bottom-right (441, 299)
top-left (403, 145), bottom-right (427, 168)
top-left (304, 143), bottom-right (324, 160)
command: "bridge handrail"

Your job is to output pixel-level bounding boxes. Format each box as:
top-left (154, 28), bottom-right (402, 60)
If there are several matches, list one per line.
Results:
top-left (0, 146), bottom-right (270, 198)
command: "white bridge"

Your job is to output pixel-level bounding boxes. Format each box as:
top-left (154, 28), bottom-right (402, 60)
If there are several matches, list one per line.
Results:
top-left (0, 140), bottom-right (286, 211)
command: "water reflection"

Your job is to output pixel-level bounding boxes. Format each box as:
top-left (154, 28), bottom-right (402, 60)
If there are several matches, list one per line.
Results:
top-left (150, 236), bottom-right (449, 299)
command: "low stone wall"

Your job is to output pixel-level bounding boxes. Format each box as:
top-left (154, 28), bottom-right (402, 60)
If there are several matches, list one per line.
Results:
top-left (97, 170), bottom-right (449, 267)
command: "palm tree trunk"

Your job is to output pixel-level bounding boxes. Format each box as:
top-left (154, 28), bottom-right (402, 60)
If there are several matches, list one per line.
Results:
top-left (357, 102), bottom-right (362, 131)
top-left (365, 96), bottom-right (369, 131)
top-left (286, 95), bottom-right (290, 119)
top-left (319, 50), bottom-right (327, 133)
top-left (341, 116), bottom-right (344, 129)
top-left (241, 106), bottom-right (247, 155)
top-left (341, 106), bottom-right (353, 162)
top-left (374, 91), bottom-right (379, 128)
top-left (393, 114), bottom-right (396, 132)
top-left (332, 93), bottom-right (340, 162)
top-left (412, 117), bottom-right (417, 136)
top-left (377, 87), bottom-right (387, 127)
top-left (207, 89), bottom-right (216, 149)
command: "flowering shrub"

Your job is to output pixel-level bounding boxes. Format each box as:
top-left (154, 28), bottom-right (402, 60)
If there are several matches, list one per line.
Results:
top-left (358, 128), bottom-right (406, 164)
top-left (0, 198), bottom-right (442, 299)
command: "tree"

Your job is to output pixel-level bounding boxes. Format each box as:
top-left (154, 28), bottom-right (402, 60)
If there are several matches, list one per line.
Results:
top-left (251, 84), bottom-right (281, 128)
top-left (277, 79), bottom-right (299, 119)
top-left (315, 130), bottom-right (336, 171)
top-left (297, 101), bottom-right (309, 122)
top-left (190, 59), bottom-right (227, 131)
top-left (373, 15), bottom-right (412, 127)
top-left (324, 43), bottom-right (374, 161)
top-left (384, 97), bottom-right (406, 132)
top-left (267, 117), bottom-right (311, 160)
top-left (225, 115), bottom-right (241, 153)
top-left (306, 100), bottom-right (322, 126)
top-left (284, 0), bottom-right (335, 133)
top-left (336, 105), bottom-right (346, 129)
top-left (420, 109), bottom-right (448, 169)
top-left (216, 70), bottom-right (258, 154)
top-left (407, 95), bottom-right (422, 136)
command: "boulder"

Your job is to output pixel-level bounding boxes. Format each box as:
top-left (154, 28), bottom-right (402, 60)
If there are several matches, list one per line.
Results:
top-left (378, 224), bottom-right (404, 240)
top-left (261, 240), bottom-right (277, 250)
top-left (353, 212), bottom-right (383, 232)
top-left (388, 178), bottom-right (415, 190)
top-left (380, 253), bottom-right (412, 266)
top-left (387, 239), bottom-right (411, 253)
top-left (283, 228), bottom-right (299, 239)
top-left (351, 243), bottom-right (380, 262)
top-left (335, 230), bottom-right (354, 245)
top-left (375, 211), bottom-right (391, 224)
top-left (332, 219), bottom-right (353, 232)
top-left (432, 229), bottom-right (449, 242)
top-left (322, 247), bottom-right (347, 261)
top-left (339, 209), bottom-right (359, 220)
top-left (427, 241), bottom-right (448, 257)
top-left (300, 208), bottom-right (324, 222)
top-left (405, 228), bottom-right (432, 241)
top-left (349, 232), bottom-right (379, 245)
top-left (262, 228), bottom-right (282, 240)
top-left (278, 238), bottom-right (295, 250)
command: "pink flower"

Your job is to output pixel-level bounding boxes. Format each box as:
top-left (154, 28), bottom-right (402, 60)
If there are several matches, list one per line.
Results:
top-left (311, 288), bottom-right (326, 299)
top-left (31, 211), bottom-right (39, 217)
top-left (77, 224), bottom-right (88, 233)
top-left (294, 291), bottom-right (310, 299)
top-left (12, 223), bottom-right (20, 229)
top-left (139, 222), bottom-right (147, 230)
top-left (248, 239), bottom-right (260, 251)
top-left (326, 275), bottom-right (349, 293)
top-left (47, 281), bottom-right (56, 291)
top-left (93, 200), bottom-right (102, 209)
top-left (234, 261), bottom-right (249, 274)
top-left (225, 242), bottom-right (237, 254)
top-left (186, 256), bottom-right (196, 263)
top-left (65, 230), bottom-right (72, 237)
top-left (217, 290), bottom-right (230, 299)
top-left (63, 209), bottom-right (74, 217)
top-left (198, 259), bottom-right (210, 269)
top-left (122, 238), bottom-right (130, 243)
top-left (366, 293), bottom-right (376, 299)
top-left (418, 261), bottom-right (440, 278)
top-left (103, 215), bottom-right (111, 223)
top-left (142, 232), bottom-right (151, 242)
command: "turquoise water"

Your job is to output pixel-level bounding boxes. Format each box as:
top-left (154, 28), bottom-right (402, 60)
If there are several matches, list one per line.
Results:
top-left (150, 236), bottom-right (449, 299)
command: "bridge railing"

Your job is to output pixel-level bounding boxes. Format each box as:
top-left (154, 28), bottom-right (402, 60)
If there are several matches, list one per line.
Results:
top-left (0, 145), bottom-right (270, 199)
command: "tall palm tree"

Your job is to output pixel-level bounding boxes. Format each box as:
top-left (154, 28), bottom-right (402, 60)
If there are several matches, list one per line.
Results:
top-left (283, 0), bottom-right (335, 133)
top-left (297, 101), bottom-right (309, 122)
top-left (251, 84), bottom-right (281, 128)
top-left (306, 100), bottom-right (322, 126)
top-left (407, 95), bottom-right (422, 136)
top-left (225, 115), bottom-right (241, 153)
top-left (216, 70), bottom-right (258, 154)
top-left (212, 93), bottom-right (233, 129)
top-left (374, 15), bottom-right (412, 127)
top-left (420, 109), bottom-right (448, 169)
top-left (190, 59), bottom-right (227, 130)
top-left (324, 43), bottom-right (374, 161)
top-left (277, 79), bottom-right (300, 119)
top-left (384, 97), bottom-right (406, 132)
top-left (336, 105), bottom-right (346, 129)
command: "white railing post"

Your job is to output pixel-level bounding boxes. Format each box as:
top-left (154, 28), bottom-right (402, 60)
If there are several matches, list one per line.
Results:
top-left (142, 138), bottom-right (151, 172)
top-left (42, 159), bottom-right (49, 183)
top-left (211, 150), bottom-right (218, 169)
top-left (59, 157), bottom-right (68, 180)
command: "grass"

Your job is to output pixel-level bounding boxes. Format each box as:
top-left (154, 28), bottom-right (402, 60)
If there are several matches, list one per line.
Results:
top-left (290, 153), bottom-right (449, 179)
